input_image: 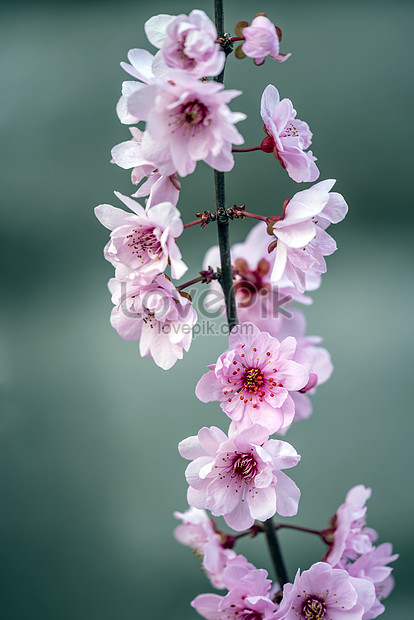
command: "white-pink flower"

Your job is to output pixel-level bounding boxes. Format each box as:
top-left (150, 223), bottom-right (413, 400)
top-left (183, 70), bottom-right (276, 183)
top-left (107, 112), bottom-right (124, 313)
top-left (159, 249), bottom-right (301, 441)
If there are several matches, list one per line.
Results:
top-left (346, 543), bottom-right (398, 590)
top-left (260, 84), bottom-right (319, 182)
top-left (202, 222), bottom-right (315, 334)
top-left (326, 485), bottom-right (378, 568)
top-left (362, 575), bottom-right (395, 620)
top-left (117, 49), bottom-right (157, 125)
top-left (111, 128), bottom-right (180, 208)
top-left (127, 71), bottom-right (246, 177)
top-left (95, 192), bottom-right (187, 281)
top-left (179, 423), bottom-right (300, 531)
top-left (109, 274), bottom-right (197, 370)
top-left (274, 562), bottom-right (376, 620)
top-left (196, 322), bottom-right (309, 435)
top-left (261, 309), bottom-right (333, 427)
top-left (145, 10), bottom-right (225, 78)
top-left (192, 561), bottom-right (277, 620)
top-left (270, 179), bottom-right (348, 292)
top-left (174, 507), bottom-right (242, 589)
top-left (241, 14), bottom-right (291, 65)
top-left (346, 543), bottom-right (398, 620)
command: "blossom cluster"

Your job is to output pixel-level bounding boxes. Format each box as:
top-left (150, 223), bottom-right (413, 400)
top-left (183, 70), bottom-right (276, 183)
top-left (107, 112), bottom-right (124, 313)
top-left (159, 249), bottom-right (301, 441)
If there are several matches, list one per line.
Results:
top-left (95, 6), bottom-right (351, 370)
top-left (95, 192), bottom-right (196, 370)
top-left (96, 6), bottom-right (397, 620)
top-left (177, 486), bottom-right (397, 620)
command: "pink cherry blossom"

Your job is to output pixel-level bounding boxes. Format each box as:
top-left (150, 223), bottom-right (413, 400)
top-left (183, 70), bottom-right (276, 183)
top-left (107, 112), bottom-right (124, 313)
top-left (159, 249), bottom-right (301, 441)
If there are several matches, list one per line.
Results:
top-left (203, 227), bottom-right (330, 418)
top-left (202, 222), bottom-right (315, 334)
top-left (109, 274), bottom-right (197, 370)
top-left (94, 191), bottom-right (187, 281)
top-left (269, 179), bottom-right (348, 292)
top-left (260, 84), bottom-right (319, 182)
top-left (192, 562), bottom-right (277, 620)
top-left (242, 14), bottom-right (291, 65)
top-left (229, 223), bottom-right (319, 308)
top-left (145, 10), bottom-right (225, 78)
top-left (221, 554), bottom-right (262, 590)
top-left (117, 49), bottom-right (157, 125)
top-left (195, 322), bottom-right (309, 434)
top-left (174, 507), bottom-right (243, 589)
top-left (326, 485), bottom-right (378, 568)
top-left (111, 128), bottom-right (180, 208)
top-left (261, 309), bottom-right (333, 427)
top-left (274, 562), bottom-right (376, 620)
top-left (179, 423), bottom-right (300, 531)
top-left (346, 544), bottom-right (398, 620)
top-left (361, 576), bottom-right (395, 620)
top-left (127, 71), bottom-right (246, 177)
top-left (347, 543), bottom-right (398, 585)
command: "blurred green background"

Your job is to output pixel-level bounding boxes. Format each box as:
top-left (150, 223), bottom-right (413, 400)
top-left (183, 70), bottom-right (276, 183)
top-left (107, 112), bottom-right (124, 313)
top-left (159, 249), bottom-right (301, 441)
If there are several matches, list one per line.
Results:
top-left (1, 0), bottom-right (413, 617)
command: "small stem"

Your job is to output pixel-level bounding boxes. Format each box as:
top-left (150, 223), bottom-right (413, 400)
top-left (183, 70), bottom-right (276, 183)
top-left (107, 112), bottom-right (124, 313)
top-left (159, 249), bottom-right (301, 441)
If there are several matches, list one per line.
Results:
top-left (226, 522), bottom-right (332, 547)
top-left (232, 524), bottom-right (262, 541)
top-left (236, 210), bottom-right (267, 222)
top-left (263, 518), bottom-right (289, 587)
top-left (232, 146), bottom-right (262, 153)
top-left (183, 218), bottom-right (203, 229)
top-left (275, 523), bottom-right (326, 539)
top-left (176, 276), bottom-right (205, 291)
top-left (232, 532), bottom-right (250, 541)
top-left (215, 36), bottom-right (244, 43)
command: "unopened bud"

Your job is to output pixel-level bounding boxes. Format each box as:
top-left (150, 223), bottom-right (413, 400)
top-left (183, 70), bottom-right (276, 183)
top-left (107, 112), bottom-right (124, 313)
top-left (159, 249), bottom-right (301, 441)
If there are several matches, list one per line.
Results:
top-left (260, 136), bottom-right (274, 153)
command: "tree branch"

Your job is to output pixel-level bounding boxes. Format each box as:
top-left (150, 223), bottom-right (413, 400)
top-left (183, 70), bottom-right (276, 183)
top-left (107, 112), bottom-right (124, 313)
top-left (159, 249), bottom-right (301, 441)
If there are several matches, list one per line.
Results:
top-left (213, 0), bottom-right (237, 331)
top-left (213, 0), bottom-right (289, 588)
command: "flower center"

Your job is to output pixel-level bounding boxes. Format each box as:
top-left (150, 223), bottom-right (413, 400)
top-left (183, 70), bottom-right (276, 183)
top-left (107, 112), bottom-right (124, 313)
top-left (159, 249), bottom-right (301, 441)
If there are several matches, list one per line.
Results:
top-left (229, 453), bottom-right (258, 482)
top-left (141, 309), bottom-right (156, 329)
top-left (233, 258), bottom-right (271, 306)
top-left (176, 37), bottom-right (196, 70)
top-left (182, 101), bottom-right (208, 126)
top-left (301, 597), bottom-right (327, 620)
top-left (243, 368), bottom-right (265, 393)
top-left (127, 228), bottom-right (162, 263)
top-left (237, 612), bottom-right (263, 620)
top-left (281, 121), bottom-right (298, 137)
top-left (223, 346), bottom-right (282, 408)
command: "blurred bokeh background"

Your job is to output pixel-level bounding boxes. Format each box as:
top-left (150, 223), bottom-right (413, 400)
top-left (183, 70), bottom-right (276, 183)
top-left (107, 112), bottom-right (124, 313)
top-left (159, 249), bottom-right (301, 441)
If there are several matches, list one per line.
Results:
top-left (1, 0), bottom-right (413, 617)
